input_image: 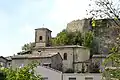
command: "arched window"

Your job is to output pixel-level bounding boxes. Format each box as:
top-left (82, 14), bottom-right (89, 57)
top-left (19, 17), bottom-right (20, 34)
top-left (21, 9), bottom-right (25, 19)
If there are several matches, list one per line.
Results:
top-left (64, 53), bottom-right (67, 60)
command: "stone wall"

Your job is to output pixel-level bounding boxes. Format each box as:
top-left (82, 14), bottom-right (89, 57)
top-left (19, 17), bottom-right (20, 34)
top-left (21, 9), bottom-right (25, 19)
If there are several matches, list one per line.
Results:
top-left (73, 47), bottom-right (90, 72)
top-left (0, 57), bottom-right (7, 67)
top-left (51, 53), bottom-right (63, 71)
top-left (11, 55), bottom-right (61, 70)
top-left (63, 73), bottom-right (102, 80)
top-left (35, 28), bottom-right (52, 47)
top-left (34, 66), bottom-right (62, 80)
top-left (36, 47), bottom-right (74, 72)
top-left (34, 46), bottom-right (90, 72)
top-left (35, 66), bottom-right (102, 80)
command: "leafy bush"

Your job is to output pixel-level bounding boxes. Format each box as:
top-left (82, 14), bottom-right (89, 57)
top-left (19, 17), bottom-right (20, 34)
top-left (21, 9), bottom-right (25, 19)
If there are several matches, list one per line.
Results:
top-left (0, 72), bottom-right (6, 80)
top-left (51, 29), bottom-right (94, 49)
top-left (0, 61), bottom-right (42, 80)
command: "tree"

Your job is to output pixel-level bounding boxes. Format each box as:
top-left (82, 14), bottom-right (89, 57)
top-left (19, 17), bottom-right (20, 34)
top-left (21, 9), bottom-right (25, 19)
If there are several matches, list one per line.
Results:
top-left (83, 31), bottom-right (98, 56)
top-left (87, 0), bottom-right (120, 26)
top-left (87, 0), bottom-right (120, 38)
top-left (51, 29), bottom-right (96, 54)
top-left (0, 61), bottom-right (42, 80)
top-left (87, 0), bottom-right (120, 39)
top-left (51, 29), bottom-right (84, 46)
top-left (22, 42), bottom-right (35, 51)
top-left (83, 31), bottom-right (94, 48)
top-left (71, 31), bottom-right (83, 46)
top-left (87, 0), bottom-right (120, 79)
top-left (102, 47), bottom-right (120, 80)
top-left (51, 30), bottom-right (69, 46)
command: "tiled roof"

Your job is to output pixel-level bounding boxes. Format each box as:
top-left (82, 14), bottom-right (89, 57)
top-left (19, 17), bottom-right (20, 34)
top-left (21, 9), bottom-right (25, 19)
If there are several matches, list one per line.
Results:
top-left (12, 52), bottom-right (58, 59)
top-left (0, 56), bottom-right (8, 60)
top-left (17, 50), bottom-right (31, 55)
top-left (35, 28), bottom-right (52, 32)
top-left (34, 45), bottom-right (88, 49)
top-left (5, 56), bottom-right (12, 61)
top-left (92, 54), bottom-right (108, 58)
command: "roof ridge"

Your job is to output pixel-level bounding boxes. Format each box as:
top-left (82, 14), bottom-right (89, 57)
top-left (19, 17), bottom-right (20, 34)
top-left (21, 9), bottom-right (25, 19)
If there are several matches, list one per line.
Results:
top-left (40, 65), bottom-right (62, 73)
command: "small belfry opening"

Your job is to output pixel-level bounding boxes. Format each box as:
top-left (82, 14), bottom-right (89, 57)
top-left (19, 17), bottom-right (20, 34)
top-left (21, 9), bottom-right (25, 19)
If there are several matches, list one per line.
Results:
top-left (64, 53), bottom-right (67, 60)
top-left (39, 36), bottom-right (42, 41)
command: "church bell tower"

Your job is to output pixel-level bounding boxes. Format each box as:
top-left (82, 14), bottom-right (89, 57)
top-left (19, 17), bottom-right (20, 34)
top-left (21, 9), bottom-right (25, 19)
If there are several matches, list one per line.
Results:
top-left (35, 28), bottom-right (52, 47)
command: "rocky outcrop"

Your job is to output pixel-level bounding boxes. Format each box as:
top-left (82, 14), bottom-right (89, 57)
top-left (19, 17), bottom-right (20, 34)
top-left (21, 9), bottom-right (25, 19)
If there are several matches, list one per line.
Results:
top-left (66, 19), bottom-right (90, 33)
top-left (66, 19), bottom-right (119, 54)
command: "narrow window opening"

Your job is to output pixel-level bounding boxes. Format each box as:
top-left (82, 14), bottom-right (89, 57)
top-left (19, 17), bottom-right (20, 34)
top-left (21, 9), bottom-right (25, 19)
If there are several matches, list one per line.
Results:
top-left (64, 53), bottom-right (67, 60)
top-left (85, 77), bottom-right (93, 80)
top-left (48, 37), bottom-right (49, 41)
top-left (39, 36), bottom-right (42, 40)
top-left (69, 77), bottom-right (76, 80)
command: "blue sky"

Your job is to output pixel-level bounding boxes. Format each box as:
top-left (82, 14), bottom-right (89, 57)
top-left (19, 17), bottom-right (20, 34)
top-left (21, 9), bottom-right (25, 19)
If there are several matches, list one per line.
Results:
top-left (0, 0), bottom-right (90, 56)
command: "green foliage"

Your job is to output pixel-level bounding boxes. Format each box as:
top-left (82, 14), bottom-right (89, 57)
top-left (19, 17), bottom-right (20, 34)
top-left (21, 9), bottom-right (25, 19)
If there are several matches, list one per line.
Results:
top-left (103, 67), bottom-right (120, 80)
top-left (51, 29), bottom-right (95, 49)
top-left (51, 30), bottom-right (83, 46)
top-left (102, 36), bottom-right (120, 79)
top-left (92, 19), bottom-right (96, 28)
top-left (102, 48), bottom-right (120, 79)
top-left (83, 31), bottom-right (94, 48)
top-left (51, 30), bottom-right (69, 46)
top-left (51, 30), bottom-right (97, 56)
top-left (0, 72), bottom-right (6, 80)
top-left (22, 42), bottom-right (35, 51)
top-left (87, 0), bottom-right (120, 27)
top-left (87, 0), bottom-right (120, 79)
top-left (0, 61), bottom-right (42, 80)
top-left (72, 31), bottom-right (83, 45)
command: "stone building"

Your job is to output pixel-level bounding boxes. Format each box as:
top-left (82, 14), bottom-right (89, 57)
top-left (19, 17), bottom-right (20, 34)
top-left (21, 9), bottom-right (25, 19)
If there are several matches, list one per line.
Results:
top-left (9, 28), bottom-right (90, 73)
top-left (33, 45), bottom-right (90, 72)
top-left (0, 27), bottom-right (104, 80)
top-left (5, 56), bottom-right (12, 67)
top-left (12, 52), bottom-right (62, 70)
top-left (0, 56), bottom-right (8, 67)
top-left (35, 28), bottom-right (52, 47)
top-left (33, 28), bottom-right (90, 72)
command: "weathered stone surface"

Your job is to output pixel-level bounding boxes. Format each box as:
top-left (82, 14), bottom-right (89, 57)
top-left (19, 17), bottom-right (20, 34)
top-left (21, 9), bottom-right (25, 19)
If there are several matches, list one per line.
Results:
top-left (66, 19), bottom-right (90, 33)
top-left (66, 19), bottom-right (119, 54)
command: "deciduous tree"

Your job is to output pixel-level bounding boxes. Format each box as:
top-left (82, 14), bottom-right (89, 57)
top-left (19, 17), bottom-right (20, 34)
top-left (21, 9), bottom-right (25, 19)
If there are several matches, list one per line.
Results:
top-left (22, 42), bottom-right (35, 51)
top-left (87, 0), bottom-right (120, 79)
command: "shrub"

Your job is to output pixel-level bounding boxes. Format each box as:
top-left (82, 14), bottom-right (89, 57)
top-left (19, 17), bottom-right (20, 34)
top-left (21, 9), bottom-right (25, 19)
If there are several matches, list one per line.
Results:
top-left (0, 61), bottom-right (42, 80)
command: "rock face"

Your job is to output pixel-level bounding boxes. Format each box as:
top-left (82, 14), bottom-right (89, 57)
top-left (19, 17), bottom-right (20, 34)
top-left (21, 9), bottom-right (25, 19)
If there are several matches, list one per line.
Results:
top-left (66, 19), bottom-right (119, 54)
top-left (66, 19), bottom-right (90, 33)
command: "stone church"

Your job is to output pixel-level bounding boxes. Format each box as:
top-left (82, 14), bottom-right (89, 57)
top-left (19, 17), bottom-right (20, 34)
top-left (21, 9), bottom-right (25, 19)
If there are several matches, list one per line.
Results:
top-left (11, 27), bottom-right (90, 73)
top-left (1, 18), bottom-right (115, 74)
